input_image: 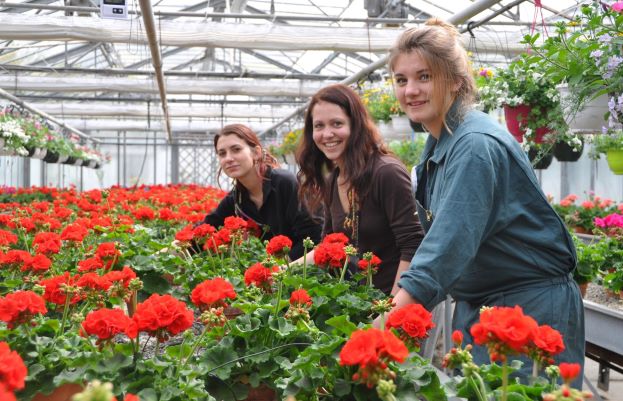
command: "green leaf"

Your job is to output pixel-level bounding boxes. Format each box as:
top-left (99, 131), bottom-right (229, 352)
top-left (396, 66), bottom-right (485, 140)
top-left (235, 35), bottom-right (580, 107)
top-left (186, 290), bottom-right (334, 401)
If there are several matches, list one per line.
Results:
top-left (136, 388), bottom-right (158, 401)
top-left (325, 315), bottom-right (357, 336)
top-left (140, 271), bottom-right (172, 294)
top-left (333, 379), bottom-right (351, 396)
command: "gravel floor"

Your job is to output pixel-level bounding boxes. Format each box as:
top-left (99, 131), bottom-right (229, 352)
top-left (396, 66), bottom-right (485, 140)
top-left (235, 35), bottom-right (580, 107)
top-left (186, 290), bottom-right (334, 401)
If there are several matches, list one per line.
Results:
top-left (585, 283), bottom-right (623, 312)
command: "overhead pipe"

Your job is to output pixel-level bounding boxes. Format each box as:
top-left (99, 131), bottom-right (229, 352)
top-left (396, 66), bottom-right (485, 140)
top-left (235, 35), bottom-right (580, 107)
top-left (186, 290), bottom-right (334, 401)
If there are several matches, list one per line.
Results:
top-left (259, 0), bottom-right (508, 137)
top-left (0, 87), bottom-right (100, 144)
top-left (136, 0), bottom-right (172, 142)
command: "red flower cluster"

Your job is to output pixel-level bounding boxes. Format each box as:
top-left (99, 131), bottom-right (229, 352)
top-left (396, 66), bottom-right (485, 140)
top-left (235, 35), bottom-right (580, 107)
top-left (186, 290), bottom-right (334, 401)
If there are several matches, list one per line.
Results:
top-left (32, 231), bottom-right (62, 254)
top-left (39, 272), bottom-right (82, 306)
top-left (0, 341), bottom-right (27, 399)
top-left (243, 263), bottom-right (278, 290)
top-left (339, 328), bottom-right (408, 388)
top-left (175, 225), bottom-right (195, 243)
top-left (203, 228), bottom-right (235, 253)
top-left (191, 278), bottom-right (236, 310)
top-left (77, 256), bottom-right (104, 272)
top-left (81, 308), bottom-right (133, 343)
top-left (559, 362), bottom-right (581, 383)
top-left (470, 306), bottom-right (564, 364)
top-left (0, 291), bottom-right (47, 328)
top-left (96, 242), bottom-right (121, 261)
top-left (223, 216), bottom-right (247, 231)
top-left (357, 254), bottom-right (381, 272)
top-left (60, 223), bottom-right (90, 243)
top-left (132, 206), bottom-right (156, 221)
top-left (385, 303), bottom-right (435, 348)
top-left (127, 294), bottom-right (194, 341)
top-left (313, 242), bottom-right (347, 269)
top-left (193, 224), bottom-right (216, 239)
top-left (266, 235), bottom-right (292, 257)
top-left (0, 250), bottom-right (51, 273)
top-left (0, 230), bottom-right (17, 248)
top-left (289, 289), bottom-right (312, 307)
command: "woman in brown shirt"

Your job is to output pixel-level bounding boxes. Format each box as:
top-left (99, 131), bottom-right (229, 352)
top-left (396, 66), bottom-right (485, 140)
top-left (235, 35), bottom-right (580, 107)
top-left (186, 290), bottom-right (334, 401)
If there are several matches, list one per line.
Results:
top-left (296, 84), bottom-right (424, 295)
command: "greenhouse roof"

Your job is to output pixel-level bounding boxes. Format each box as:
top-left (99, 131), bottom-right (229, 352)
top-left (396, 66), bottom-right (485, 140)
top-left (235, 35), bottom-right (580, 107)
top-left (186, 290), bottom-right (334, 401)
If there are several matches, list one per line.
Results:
top-left (0, 0), bottom-right (583, 143)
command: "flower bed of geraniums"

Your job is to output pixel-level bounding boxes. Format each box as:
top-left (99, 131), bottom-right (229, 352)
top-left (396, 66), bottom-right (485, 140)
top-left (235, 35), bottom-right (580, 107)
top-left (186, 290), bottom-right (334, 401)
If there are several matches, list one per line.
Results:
top-left (0, 185), bottom-right (448, 401)
top-left (0, 185), bottom-right (592, 401)
top-left (551, 193), bottom-right (622, 235)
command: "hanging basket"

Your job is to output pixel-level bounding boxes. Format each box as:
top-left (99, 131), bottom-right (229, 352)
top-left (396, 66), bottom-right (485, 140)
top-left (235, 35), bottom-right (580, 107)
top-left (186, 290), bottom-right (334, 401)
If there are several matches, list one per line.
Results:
top-left (553, 140), bottom-right (584, 162)
top-left (43, 150), bottom-right (60, 163)
top-left (503, 104), bottom-right (550, 143)
top-left (527, 147), bottom-right (554, 170)
top-left (62, 156), bottom-right (78, 165)
top-left (557, 85), bottom-right (608, 132)
top-left (606, 149), bottom-right (623, 175)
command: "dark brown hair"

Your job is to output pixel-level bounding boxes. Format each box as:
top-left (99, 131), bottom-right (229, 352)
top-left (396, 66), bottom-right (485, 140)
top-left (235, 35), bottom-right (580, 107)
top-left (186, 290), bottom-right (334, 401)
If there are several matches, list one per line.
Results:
top-left (296, 84), bottom-right (390, 212)
top-left (214, 124), bottom-right (279, 189)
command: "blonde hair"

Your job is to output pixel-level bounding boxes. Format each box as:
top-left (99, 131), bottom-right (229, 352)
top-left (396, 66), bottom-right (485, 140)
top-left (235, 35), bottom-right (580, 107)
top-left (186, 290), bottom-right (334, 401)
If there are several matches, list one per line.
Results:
top-left (388, 18), bottom-right (476, 121)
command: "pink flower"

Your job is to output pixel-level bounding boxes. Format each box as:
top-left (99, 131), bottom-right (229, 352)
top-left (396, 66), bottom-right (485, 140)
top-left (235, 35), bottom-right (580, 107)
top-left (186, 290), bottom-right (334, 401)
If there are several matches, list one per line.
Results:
top-left (612, 1), bottom-right (623, 12)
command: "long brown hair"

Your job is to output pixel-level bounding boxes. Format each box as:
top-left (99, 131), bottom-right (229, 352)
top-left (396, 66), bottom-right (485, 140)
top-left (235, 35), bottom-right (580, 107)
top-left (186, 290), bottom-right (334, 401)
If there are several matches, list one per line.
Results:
top-left (388, 18), bottom-right (476, 123)
top-left (214, 124), bottom-right (279, 190)
top-left (296, 84), bottom-right (390, 212)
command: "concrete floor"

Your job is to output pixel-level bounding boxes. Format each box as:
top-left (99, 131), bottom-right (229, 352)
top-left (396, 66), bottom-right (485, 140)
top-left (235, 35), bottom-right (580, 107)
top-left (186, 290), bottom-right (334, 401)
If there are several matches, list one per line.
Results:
top-left (584, 357), bottom-right (623, 401)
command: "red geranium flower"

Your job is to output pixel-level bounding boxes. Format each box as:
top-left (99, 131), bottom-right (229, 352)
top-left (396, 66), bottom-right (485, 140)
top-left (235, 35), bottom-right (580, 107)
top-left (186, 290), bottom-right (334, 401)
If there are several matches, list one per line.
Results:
top-left (266, 235), bottom-right (292, 257)
top-left (0, 342), bottom-right (27, 392)
top-left (289, 289), bottom-right (312, 307)
top-left (191, 278), bottom-right (236, 310)
top-left (0, 250), bottom-right (31, 270)
top-left (470, 305), bottom-right (538, 362)
top-left (0, 230), bottom-right (17, 248)
top-left (322, 233), bottom-right (350, 245)
top-left (244, 263), bottom-right (278, 290)
top-left (21, 254), bottom-right (52, 273)
top-left (95, 242), bottom-right (121, 261)
top-left (532, 324), bottom-right (565, 355)
top-left (128, 294), bottom-right (194, 342)
top-left (339, 328), bottom-right (408, 389)
top-left (39, 272), bottom-right (82, 306)
top-left (60, 223), bottom-right (90, 243)
top-left (77, 256), bottom-right (104, 272)
top-left (223, 216), bottom-right (247, 231)
top-left (32, 232), bottom-right (62, 255)
top-left (385, 303), bottom-right (435, 348)
top-left (313, 242), bottom-right (346, 269)
top-left (357, 254), bottom-right (381, 272)
top-left (0, 383), bottom-right (16, 401)
top-left (559, 362), bottom-right (581, 383)
top-left (192, 224), bottom-right (216, 238)
top-left (81, 308), bottom-right (133, 343)
top-left (132, 206), bottom-right (155, 221)
top-left (0, 291), bottom-right (47, 328)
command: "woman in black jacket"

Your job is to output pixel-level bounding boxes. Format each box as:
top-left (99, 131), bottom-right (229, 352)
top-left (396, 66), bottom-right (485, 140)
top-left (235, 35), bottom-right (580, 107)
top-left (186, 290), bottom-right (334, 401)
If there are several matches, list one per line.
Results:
top-left (198, 124), bottom-right (321, 259)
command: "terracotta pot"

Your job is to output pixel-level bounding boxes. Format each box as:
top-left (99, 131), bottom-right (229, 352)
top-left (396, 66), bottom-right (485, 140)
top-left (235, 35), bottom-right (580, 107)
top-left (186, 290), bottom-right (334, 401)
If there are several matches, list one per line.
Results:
top-left (578, 282), bottom-right (588, 298)
top-left (244, 385), bottom-right (276, 401)
top-left (31, 383), bottom-right (83, 401)
top-left (503, 104), bottom-right (550, 143)
top-left (573, 226), bottom-right (591, 235)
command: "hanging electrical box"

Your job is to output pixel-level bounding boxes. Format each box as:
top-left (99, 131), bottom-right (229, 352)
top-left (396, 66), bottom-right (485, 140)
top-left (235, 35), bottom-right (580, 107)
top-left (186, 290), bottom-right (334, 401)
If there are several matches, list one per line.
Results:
top-left (101, 0), bottom-right (128, 19)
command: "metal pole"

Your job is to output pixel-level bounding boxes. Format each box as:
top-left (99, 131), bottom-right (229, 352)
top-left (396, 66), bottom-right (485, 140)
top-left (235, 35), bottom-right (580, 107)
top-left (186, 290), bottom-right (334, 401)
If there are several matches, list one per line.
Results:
top-left (259, 0), bottom-right (506, 137)
top-left (137, 0), bottom-right (172, 143)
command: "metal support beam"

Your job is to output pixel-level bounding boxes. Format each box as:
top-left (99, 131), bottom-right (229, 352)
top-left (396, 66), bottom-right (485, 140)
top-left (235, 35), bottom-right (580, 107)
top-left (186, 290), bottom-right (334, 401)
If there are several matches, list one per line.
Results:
top-left (137, 0), bottom-right (172, 142)
top-left (0, 86), bottom-right (100, 144)
top-left (259, 0), bottom-right (506, 136)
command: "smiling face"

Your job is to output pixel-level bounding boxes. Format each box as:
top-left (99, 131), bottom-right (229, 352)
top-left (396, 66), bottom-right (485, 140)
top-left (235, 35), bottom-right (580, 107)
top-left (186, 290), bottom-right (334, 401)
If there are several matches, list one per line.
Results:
top-left (216, 134), bottom-right (260, 181)
top-left (392, 51), bottom-right (444, 137)
top-left (311, 100), bottom-right (351, 167)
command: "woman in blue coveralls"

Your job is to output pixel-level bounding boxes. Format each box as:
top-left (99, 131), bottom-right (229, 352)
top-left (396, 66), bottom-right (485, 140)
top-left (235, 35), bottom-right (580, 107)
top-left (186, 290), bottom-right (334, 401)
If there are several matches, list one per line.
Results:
top-left (382, 19), bottom-right (585, 385)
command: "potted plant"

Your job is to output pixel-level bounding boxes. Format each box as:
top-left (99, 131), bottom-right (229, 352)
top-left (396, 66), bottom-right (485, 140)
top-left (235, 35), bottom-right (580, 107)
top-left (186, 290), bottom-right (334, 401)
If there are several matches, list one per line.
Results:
top-left (478, 56), bottom-right (567, 149)
top-left (524, 2), bottom-right (623, 132)
top-left (360, 80), bottom-right (404, 125)
top-left (0, 107), bottom-right (29, 157)
top-left (590, 128), bottom-right (623, 174)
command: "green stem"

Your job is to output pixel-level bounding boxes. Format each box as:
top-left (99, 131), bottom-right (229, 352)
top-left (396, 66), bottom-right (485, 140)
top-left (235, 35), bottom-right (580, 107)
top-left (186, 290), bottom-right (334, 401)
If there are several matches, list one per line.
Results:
top-left (55, 293), bottom-right (72, 340)
top-left (502, 361), bottom-right (509, 401)
top-left (367, 263), bottom-right (373, 288)
top-left (468, 375), bottom-right (487, 401)
top-left (338, 257), bottom-right (349, 284)
top-left (179, 326), bottom-right (208, 371)
top-left (206, 342), bottom-right (312, 374)
top-left (302, 247), bottom-right (308, 280)
top-left (273, 278), bottom-right (284, 319)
